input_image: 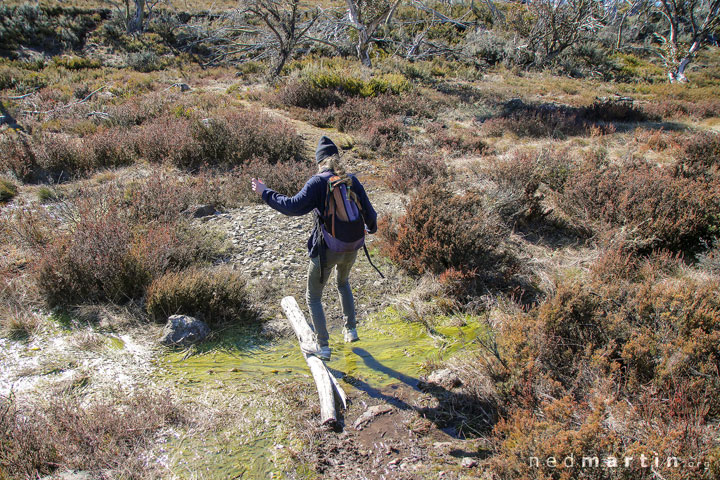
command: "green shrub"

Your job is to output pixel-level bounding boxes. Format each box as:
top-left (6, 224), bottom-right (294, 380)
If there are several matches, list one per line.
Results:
top-left (52, 56), bottom-right (101, 70)
top-left (146, 268), bottom-right (255, 327)
top-left (0, 177), bottom-right (18, 202)
top-left (126, 51), bottom-right (162, 73)
top-left (36, 186), bottom-right (58, 203)
top-left (304, 70), bottom-right (411, 97)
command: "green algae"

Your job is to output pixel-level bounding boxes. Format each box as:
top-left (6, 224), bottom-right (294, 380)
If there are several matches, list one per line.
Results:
top-left (106, 335), bottom-right (125, 350)
top-left (155, 306), bottom-right (488, 479)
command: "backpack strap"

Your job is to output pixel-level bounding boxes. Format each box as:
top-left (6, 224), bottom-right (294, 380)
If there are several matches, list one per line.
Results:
top-left (363, 243), bottom-right (385, 279)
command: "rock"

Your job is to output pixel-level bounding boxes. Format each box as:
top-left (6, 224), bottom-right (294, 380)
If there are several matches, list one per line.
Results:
top-left (160, 315), bottom-right (210, 347)
top-left (419, 368), bottom-right (461, 390)
top-left (354, 404), bottom-right (393, 430)
top-left (182, 204), bottom-right (217, 218)
top-left (461, 457), bottom-right (478, 468)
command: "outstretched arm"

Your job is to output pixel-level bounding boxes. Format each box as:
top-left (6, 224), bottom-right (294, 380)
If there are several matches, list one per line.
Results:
top-left (252, 176), bottom-right (323, 216)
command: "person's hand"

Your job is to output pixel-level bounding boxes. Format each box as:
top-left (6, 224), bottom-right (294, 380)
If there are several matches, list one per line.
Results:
top-left (251, 178), bottom-right (266, 196)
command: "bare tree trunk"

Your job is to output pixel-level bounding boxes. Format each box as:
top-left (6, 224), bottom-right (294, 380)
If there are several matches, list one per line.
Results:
top-left (669, 39), bottom-right (700, 83)
top-left (616, 11), bottom-right (628, 50)
top-left (129, 0), bottom-right (145, 33)
top-left (271, 47), bottom-right (291, 78)
top-left (357, 35), bottom-right (372, 67)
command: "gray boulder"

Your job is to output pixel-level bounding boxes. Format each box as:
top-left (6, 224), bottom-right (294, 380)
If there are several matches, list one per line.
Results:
top-left (182, 204), bottom-right (217, 218)
top-left (160, 315), bottom-right (210, 346)
top-left (418, 368), bottom-right (462, 390)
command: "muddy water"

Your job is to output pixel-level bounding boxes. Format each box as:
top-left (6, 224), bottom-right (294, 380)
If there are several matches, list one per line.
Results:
top-left (156, 307), bottom-right (484, 479)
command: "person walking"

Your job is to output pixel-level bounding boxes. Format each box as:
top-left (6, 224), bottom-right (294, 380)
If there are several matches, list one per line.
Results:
top-left (251, 136), bottom-right (378, 360)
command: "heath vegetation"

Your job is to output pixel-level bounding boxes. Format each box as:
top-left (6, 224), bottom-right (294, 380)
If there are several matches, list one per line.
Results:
top-left (1, 0), bottom-right (719, 478)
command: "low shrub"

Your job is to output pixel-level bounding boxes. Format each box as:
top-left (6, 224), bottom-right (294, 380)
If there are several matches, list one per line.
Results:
top-left (85, 128), bottom-right (136, 169)
top-left (562, 157), bottom-right (720, 252)
top-left (303, 70), bottom-right (411, 98)
top-left (134, 111), bottom-right (305, 170)
top-left (481, 99), bottom-right (646, 139)
top-left (238, 157), bottom-right (317, 203)
top-left (426, 123), bottom-right (488, 155)
top-left (378, 184), bottom-right (515, 284)
top-left (386, 151), bottom-right (449, 193)
top-left (52, 56), bottom-right (101, 70)
top-left (644, 98), bottom-right (720, 120)
top-left (0, 133), bottom-right (38, 182)
top-left (365, 117), bottom-right (410, 154)
top-left (33, 177), bottom-right (225, 308)
top-left (34, 207), bottom-right (145, 307)
top-left (0, 177), bottom-right (18, 202)
top-left (126, 51), bottom-right (162, 72)
top-left (676, 132), bottom-right (720, 181)
top-left (0, 388), bottom-right (188, 478)
top-left (146, 267), bottom-right (255, 327)
top-left (273, 79), bottom-right (343, 110)
top-left (582, 98), bottom-right (649, 123)
top-left (484, 272), bottom-right (720, 479)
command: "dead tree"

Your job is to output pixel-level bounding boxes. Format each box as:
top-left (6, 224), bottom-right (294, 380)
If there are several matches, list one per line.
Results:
top-left (240, 0), bottom-right (320, 78)
top-left (652, 0), bottom-right (720, 82)
top-left (345, 0), bottom-right (403, 67)
top-left (511, 0), bottom-right (604, 66)
top-left (104, 0), bottom-right (158, 34)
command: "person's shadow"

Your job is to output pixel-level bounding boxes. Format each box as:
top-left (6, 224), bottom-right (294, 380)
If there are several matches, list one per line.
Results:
top-left (328, 347), bottom-right (497, 441)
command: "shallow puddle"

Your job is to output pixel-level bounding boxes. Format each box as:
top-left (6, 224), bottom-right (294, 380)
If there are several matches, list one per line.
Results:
top-left (155, 306), bottom-right (485, 479)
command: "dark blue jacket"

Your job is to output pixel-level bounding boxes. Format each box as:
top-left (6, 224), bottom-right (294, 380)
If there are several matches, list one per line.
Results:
top-left (261, 171), bottom-right (378, 258)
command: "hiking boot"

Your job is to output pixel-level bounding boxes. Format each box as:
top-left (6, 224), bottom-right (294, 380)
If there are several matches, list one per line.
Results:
top-left (343, 328), bottom-right (359, 343)
top-left (317, 346), bottom-right (331, 361)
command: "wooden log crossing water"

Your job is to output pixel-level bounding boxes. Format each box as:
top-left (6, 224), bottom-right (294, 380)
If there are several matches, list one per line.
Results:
top-left (281, 296), bottom-right (347, 426)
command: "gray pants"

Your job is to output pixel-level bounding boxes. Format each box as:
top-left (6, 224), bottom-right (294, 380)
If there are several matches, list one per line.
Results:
top-left (306, 249), bottom-right (358, 348)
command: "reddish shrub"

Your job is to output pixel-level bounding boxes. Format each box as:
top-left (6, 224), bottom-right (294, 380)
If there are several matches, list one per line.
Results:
top-left (378, 184), bottom-right (514, 281)
top-left (0, 133), bottom-right (38, 181)
top-left (29, 133), bottom-right (93, 181)
top-left (133, 111), bottom-right (305, 170)
top-left (582, 98), bottom-right (648, 123)
top-left (238, 157), bottom-right (317, 202)
top-left (563, 158), bottom-right (720, 252)
top-left (481, 99), bottom-right (645, 139)
top-left (85, 128), bottom-right (136, 168)
top-left (675, 132), bottom-right (720, 180)
top-left (366, 117), bottom-right (410, 154)
top-left (386, 151), bottom-right (449, 193)
top-left (132, 116), bottom-right (197, 166)
top-left (35, 206), bottom-right (144, 306)
top-left (644, 98), bottom-right (720, 120)
top-left (426, 122), bottom-right (487, 155)
top-left (0, 388), bottom-right (188, 478)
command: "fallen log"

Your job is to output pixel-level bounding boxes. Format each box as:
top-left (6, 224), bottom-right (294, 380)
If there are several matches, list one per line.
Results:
top-left (281, 296), bottom-right (347, 425)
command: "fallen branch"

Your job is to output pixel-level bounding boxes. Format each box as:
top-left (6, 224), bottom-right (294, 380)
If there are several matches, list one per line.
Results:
top-left (23, 86), bottom-right (106, 116)
top-left (281, 296), bottom-right (347, 426)
top-left (6, 89), bottom-right (40, 100)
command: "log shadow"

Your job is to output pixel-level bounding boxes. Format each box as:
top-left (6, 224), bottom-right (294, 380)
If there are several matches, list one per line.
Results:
top-left (329, 347), bottom-right (497, 439)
